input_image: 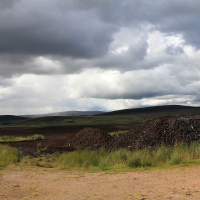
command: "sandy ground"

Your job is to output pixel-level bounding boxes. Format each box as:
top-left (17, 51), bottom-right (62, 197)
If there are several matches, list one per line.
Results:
top-left (0, 165), bottom-right (200, 200)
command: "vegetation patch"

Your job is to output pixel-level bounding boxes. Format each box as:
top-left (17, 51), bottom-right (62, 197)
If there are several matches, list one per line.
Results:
top-left (0, 134), bottom-right (44, 143)
top-left (1, 142), bottom-right (200, 170)
top-left (109, 130), bottom-right (128, 136)
top-left (28, 142), bottom-right (200, 171)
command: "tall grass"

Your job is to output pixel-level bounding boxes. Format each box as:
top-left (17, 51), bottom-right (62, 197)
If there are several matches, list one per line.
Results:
top-left (53, 142), bottom-right (200, 170)
top-left (2, 142), bottom-right (199, 170)
top-left (0, 145), bottom-right (20, 167)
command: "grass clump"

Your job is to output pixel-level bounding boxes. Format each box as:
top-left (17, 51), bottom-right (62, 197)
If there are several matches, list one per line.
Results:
top-left (109, 130), bottom-right (128, 136)
top-left (0, 144), bottom-right (20, 167)
top-left (127, 148), bottom-right (156, 168)
top-left (55, 149), bottom-right (102, 170)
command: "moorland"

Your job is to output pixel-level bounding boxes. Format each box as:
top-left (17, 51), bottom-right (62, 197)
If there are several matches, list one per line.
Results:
top-left (1, 105), bottom-right (200, 199)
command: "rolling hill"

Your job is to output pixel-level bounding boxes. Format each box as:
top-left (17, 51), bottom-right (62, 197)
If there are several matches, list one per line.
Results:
top-left (1, 105), bottom-right (200, 126)
top-left (99, 105), bottom-right (200, 115)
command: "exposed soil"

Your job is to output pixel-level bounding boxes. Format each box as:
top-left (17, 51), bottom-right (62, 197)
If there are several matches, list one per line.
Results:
top-left (0, 165), bottom-right (200, 200)
top-left (1, 114), bottom-right (200, 156)
top-left (41, 114), bottom-right (200, 153)
top-left (0, 124), bottom-right (133, 156)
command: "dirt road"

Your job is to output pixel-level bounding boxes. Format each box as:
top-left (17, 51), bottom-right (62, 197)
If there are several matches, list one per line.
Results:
top-left (0, 165), bottom-right (200, 200)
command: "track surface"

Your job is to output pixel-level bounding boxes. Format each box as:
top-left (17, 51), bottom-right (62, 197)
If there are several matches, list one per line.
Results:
top-left (0, 165), bottom-right (200, 200)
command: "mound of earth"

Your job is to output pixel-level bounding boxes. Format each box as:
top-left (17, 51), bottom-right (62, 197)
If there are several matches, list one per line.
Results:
top-left (61, 128), bottom-right (113, 150)
top-left (46, 115), bottom-right (200, 151)
top-left (112, 114), bottom-right (200, 150)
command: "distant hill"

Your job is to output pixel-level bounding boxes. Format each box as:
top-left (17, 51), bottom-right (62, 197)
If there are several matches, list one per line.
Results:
top-left (1, 105), bottom-right (200, 127)
top-left (22, 111), bottom-right (104, 118)
top-left (99, 105), bottom-right (200, 116)
top-left (0, 111), bottom-right (103, 125)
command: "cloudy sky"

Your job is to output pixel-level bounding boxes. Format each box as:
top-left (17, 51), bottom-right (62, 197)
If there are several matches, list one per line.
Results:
top-left (1, 0), bottom-right (200, 115)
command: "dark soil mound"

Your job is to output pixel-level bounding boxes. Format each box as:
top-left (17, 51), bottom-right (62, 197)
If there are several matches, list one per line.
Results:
top-left (62, 128), bottom-right (113, 150)
top-left (45, 115), bottom-right (200, 152)
top-left (112, 114), bottom-right (200, 150)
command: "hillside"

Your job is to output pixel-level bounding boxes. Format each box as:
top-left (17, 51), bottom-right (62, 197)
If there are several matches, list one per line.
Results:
top-left (100, 105), bottom-right (200, 116)
top-left (1, 105), bottom-right (200, 127)
top-left (0, 115), bottom-right (28, 125)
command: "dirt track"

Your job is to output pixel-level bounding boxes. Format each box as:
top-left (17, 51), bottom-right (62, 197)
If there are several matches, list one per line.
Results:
top-left (0, 165), bottom-right (200, 200)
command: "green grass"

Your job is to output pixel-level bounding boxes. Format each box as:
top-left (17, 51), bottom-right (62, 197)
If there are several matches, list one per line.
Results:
top-left (0, 134), bottom-right (44, 142)
top-left (2, 142), bottom-right (200, 171)
top-left (47, 142), bottom-right (200, 171)
top-left (0, 145), bottom-right (20, 167)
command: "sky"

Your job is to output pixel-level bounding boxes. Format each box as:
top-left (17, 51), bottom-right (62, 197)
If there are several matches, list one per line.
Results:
top-left (1, 0), bottom-right (200, 115)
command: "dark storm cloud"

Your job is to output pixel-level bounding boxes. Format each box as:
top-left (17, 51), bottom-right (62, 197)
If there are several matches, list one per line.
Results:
top-left (0, 0), bottom-right (198, 81)
top-left (0, 0), bottom-right (117, 58)
top-left (1, 0), bottom-right (200, 60)
top-left (80, 0), bottom-right (200, 48)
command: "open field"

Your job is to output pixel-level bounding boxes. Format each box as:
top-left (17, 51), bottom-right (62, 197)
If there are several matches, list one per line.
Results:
top-left (1, 114), bottom-right (200, 157)
top-left (0, 165), bottom-right (200, 200)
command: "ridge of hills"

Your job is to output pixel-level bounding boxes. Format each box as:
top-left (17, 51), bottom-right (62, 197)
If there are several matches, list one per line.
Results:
top-left (1, 105), bottom-right (200, 126)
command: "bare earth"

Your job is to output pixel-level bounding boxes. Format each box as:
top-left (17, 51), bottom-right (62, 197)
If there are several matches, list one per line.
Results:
top-left (0, 165), bottom-right (200, 200)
